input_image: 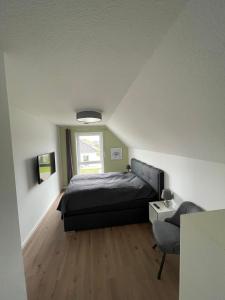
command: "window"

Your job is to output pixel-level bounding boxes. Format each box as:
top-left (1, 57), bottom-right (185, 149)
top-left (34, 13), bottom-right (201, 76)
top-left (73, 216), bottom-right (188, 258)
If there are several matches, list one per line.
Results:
top-left (76, 132), bottom-right (104, 174)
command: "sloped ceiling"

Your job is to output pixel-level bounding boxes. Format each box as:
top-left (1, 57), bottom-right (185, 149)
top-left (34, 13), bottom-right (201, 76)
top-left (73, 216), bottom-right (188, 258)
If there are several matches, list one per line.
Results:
top-left (108, 0), bottom-right (225, 163)
top-left (0, 0), bottom-right (186, 123)
top-left (0, 0), bottom-right (225, 163)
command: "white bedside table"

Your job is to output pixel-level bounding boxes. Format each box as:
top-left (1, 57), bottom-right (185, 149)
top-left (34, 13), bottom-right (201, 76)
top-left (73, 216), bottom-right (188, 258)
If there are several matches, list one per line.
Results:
top-left (149, 200), bottom-right (177, 224)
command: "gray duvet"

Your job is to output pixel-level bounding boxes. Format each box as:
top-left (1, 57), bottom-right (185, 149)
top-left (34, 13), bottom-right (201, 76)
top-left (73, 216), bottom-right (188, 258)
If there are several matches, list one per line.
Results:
top-left (57, 172), bottom-right (155, 215)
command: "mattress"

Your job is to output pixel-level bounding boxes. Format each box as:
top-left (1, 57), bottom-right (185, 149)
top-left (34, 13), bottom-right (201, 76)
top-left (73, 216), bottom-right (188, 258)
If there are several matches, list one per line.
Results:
top-left (57, 172), bottom-right (155, 215)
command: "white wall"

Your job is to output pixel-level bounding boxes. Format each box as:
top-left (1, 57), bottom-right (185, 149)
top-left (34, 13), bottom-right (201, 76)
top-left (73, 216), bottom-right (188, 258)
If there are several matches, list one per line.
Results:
top-left (130, 148), bottom-right (225, 210)
top-left (0, 52), bottom-right (27, 299)
top-left (180, 210), bottom-right (225, 300)
top-left (9, 106), bottom-right (61, 246)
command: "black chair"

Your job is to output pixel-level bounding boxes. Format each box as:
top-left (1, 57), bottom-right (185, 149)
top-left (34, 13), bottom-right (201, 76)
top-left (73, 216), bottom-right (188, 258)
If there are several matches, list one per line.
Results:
top-left (152, 201), bottom-right (204, 279)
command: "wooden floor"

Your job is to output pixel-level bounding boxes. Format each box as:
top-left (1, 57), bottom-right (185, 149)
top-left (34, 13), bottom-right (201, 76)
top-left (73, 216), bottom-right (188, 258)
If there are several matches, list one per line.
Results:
top-left (23, 196), bottom-right (179, 300)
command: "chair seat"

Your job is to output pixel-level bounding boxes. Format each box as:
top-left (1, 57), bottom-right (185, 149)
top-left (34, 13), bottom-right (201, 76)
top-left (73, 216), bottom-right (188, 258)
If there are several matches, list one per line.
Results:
top-left (152, 220), bottom-right (180, 254)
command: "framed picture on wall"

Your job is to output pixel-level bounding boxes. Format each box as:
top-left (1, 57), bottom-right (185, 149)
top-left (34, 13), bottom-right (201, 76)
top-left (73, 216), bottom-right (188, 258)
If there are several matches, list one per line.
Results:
top-left (111, 148), bottom-right (122, 160)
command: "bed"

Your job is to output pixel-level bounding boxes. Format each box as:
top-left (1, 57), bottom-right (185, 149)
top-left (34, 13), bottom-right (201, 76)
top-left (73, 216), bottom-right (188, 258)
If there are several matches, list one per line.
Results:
top-left (57, 158), bottom-right (164, 231)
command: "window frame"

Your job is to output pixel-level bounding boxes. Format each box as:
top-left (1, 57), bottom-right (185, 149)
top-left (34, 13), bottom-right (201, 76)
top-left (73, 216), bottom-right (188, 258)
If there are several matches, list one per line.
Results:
top-left (75, 132), bottom-right (104, 174)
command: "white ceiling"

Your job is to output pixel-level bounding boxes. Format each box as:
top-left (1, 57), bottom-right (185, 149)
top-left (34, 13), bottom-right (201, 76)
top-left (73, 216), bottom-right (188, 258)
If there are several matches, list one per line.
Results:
top-left (0, 0), bottom-right (187, 124)
top-left (1, 0), bottom-right (224, 163)
top-left (108, 0), bottom-right (225, 163)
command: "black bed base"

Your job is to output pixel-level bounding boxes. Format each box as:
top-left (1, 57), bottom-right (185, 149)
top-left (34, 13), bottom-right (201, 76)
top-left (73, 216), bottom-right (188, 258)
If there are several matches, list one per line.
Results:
top-left (64, 206), bottom-right (149, 231)
top-left (62, 158), bottom-right (164, 232)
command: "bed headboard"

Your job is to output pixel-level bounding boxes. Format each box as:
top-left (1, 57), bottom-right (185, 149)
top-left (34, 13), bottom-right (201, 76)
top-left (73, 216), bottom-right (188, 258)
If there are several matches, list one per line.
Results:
top-left (131, 158), bottom-right (164, 201)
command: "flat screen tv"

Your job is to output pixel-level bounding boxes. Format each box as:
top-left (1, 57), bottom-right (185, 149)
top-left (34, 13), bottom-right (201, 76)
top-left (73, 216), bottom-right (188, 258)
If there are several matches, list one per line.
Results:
top-left (37, 152), bottom-right (56, 184)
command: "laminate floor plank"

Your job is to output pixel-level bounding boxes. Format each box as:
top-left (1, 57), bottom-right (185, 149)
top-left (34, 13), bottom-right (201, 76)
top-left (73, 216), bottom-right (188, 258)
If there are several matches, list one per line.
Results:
top-left (23, 196), bottom-right (179, 300)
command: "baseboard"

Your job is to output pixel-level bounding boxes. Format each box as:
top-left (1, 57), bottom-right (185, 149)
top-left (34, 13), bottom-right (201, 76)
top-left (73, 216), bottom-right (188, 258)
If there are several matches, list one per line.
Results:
top-left (21, 193), bottom-right (61, 249)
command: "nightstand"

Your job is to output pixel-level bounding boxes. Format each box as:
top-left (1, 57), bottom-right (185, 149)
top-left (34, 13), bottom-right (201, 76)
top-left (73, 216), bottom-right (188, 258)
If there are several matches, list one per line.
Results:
top-left (149, 200), bottom-right (177, 224)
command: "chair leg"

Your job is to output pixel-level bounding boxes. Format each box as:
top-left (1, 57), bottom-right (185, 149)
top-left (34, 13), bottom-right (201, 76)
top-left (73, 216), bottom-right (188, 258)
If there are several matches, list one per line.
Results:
top-left (152, 243), bottom-right (157, 250)
top-left (157, 253), bottom-right (166, 280)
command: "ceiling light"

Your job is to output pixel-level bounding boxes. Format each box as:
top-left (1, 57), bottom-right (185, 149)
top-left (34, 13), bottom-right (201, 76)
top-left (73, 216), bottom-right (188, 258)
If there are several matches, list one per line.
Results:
top-left (76, 111), bottom-right (102, 124)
